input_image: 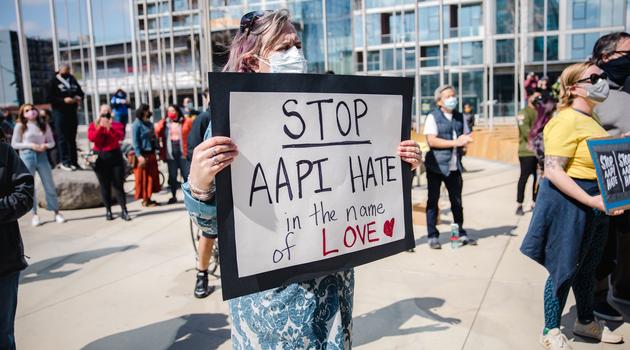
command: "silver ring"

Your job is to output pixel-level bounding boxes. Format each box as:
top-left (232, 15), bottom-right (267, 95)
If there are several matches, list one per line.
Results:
top-left (210, 148), bottom-right (218, 157)
top-left (212, 157), bottom-right (220, 166)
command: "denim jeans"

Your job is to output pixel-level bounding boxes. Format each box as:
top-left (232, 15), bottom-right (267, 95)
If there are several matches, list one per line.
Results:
top-left (0, 271), bottom-right (19, 350)
top-left (20, 149), bottom-right (59, 214)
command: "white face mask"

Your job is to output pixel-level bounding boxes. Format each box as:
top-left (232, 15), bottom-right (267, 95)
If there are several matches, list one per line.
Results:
top-left (258, 46), bottom-right (307, 73)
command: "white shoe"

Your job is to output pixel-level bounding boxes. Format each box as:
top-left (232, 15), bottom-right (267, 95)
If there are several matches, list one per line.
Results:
top-left (573, 319), bottom-right (623, 344)
top-left (55, 214), bottom-right (66, 223)
top-left (31, 215), bottom-right (41, 227)
top-left (539, 328), bottom-right (572, 349)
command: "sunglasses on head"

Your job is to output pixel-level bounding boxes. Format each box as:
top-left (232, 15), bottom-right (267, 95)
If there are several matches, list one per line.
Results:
top-left (240, 10), bottom-right (272, 34)
top-left (576, 72), bottom-right (608, 85)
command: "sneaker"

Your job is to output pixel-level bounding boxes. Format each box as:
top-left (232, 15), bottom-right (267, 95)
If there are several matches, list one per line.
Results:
top-left (428, 238), bottom-right (441, 250)
top-left (516, 205), bottom-right (525, 216)
top-left (59, 163), bottom-right (73, 172)
top-left (31, 215), bottom-right (41, 227)
top-left (194, 270), bottom-right (215, 298)
top-left (572, 319), bottom-right (623, 344)
top-left (460, 235), bottom-right (478, 246)
top-left (55, 214), bottom-right (66, 224)
top-left (70, 164), bottom-right (78, 171)
top-left (167, 197), bottom-right (178, 204)
top-left (539, 328), bottom-right (572, 350)
top-left (594, 301), bottom-right (624, 322)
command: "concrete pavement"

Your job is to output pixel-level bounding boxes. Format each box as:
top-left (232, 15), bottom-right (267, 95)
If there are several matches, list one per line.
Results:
top-left (14, 158), bottom-right (630, 349)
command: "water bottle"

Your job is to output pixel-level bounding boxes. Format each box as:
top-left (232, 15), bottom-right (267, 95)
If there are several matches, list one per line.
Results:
top-left (450, 224), bottom-right (461, 249)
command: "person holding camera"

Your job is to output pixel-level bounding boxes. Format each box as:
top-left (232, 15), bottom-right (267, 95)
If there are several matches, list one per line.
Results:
top-left (88, 105), bottom-right (130, 221)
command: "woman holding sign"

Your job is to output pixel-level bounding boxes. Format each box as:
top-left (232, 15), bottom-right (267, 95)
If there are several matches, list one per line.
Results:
top-left (184, 9), bottom-right (421, 349)
top-left (521, 62), bottom-right (625, 350)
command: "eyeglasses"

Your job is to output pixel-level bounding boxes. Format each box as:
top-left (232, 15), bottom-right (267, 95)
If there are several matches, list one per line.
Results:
top-left (576, 72), bottom-right (608, 85)
top-left (240, 10), bottom-right (272, 34)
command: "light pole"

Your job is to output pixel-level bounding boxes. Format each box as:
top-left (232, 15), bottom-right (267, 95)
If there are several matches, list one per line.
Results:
top-left (14, 0), bottom-right (33, 104)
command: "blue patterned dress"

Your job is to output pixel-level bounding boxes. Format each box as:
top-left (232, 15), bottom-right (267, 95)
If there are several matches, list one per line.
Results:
top-left (184, 125), bottom-right (354, 349)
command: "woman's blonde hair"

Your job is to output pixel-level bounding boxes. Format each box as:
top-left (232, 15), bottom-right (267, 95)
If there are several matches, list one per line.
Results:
top-left (557, 62), bottom-right (592, 109)
top-left (223, 9), bottom-right (297, 73)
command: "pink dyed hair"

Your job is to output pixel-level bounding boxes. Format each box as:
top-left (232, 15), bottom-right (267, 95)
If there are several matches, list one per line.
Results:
top-left (223, 9), bottom-right (298, 73)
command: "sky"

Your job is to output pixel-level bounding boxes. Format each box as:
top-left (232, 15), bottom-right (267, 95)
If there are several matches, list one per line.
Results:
top-left (0, 0), bottom-right (131, 44)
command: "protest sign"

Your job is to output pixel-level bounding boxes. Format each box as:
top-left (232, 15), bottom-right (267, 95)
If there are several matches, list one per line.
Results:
top-left (209, 73), bottom-right (415, 300)
top-left (587, 136), bottom-right (630, 214)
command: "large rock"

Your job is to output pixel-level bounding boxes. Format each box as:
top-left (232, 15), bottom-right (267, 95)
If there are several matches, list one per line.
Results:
top-left (36, 169), bottom-right (104, 210)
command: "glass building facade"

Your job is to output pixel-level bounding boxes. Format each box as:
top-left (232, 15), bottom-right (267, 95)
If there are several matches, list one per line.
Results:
top-left (11, 0), bottom-right (629, 123)
top-left (355, 0), bottom-right (628, 122)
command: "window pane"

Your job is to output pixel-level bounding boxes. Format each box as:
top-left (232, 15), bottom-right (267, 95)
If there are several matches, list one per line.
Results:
top-left (548, 0), bottom-right (559, 30)
top-left (383, 49), bottom-right (394, 71)
top-left (493, 73), bottom-right (516, 117)
top-left (462, 70), bottom-right (484, 114)
top-left (404, 12), bottom-right (415, 42)
top-left (447, 43), bottom-right (460, 66)
top-left (569, 32), bottom-right (600, 60)
top-left (496, 39), bottom-right (515, 63)
top-left (495, 0), bottom-right (515, 34)
top-left (529, 36), bottom-right (545, 62)
top-left (420, 45), bottom-right (440, 67)
top-left (354, 15), bottom-right (363, 47)
top-left (529, 0), bottom-right (545, 31)
top-left (366, 13), bottom-right (381, 45)
top-left (420, 6), bottom-right (440, 41)
top-left (460, 3), bottom-right (482, 37)
top-left (405, 48), bottom-right (416, 70)
top-left (367, 51), bottom-right (380, 71)
top-left (569, 0), bottom-right (625, 29)
top-left (461, 41), bottom-right (483, 65)
top-left (421, 73), bottom-right (440, 114)
top-left (547, 35), bottom-right (558, 61)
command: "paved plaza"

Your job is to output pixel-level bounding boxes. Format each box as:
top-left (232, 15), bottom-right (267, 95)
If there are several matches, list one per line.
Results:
top-left (14, 158), bottom-right (630, 350)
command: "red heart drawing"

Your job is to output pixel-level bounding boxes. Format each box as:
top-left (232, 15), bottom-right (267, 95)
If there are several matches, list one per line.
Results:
top-left (383, 218), bottom-right (395, 237)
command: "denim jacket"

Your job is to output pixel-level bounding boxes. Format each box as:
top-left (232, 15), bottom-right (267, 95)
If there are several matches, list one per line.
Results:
top-left (131, 119), bottom-right (156, 156)
top-left (183, 123), bottom-right (217, 236)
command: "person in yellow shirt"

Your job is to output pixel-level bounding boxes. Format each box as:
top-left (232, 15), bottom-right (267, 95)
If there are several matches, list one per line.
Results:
top-left (521, 62), bottom-right (625, 350)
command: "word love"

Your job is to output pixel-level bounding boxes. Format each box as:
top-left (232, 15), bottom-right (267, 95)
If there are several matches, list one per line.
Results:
top-left (322, 218), bottom-right (396, 256)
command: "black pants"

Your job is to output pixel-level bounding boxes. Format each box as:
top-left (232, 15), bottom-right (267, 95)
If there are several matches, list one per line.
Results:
top-left (426, 170), bottom-right (465, 238)
top-left (0, 271), bottom-right (19, 350)
top-left (52, 109), bottom-right (78, 166)
top-left (94, 150), bottom-right (126, 210)
top-left (167, 142), bottom-right (190, 197)
top-left (517, 156), bottom-right (538, 204)
top-left (595, 212), bottom-right (630, 303)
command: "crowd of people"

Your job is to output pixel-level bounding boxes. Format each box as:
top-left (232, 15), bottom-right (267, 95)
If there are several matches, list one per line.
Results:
top-left (1, 7), bottom-right (630, 350)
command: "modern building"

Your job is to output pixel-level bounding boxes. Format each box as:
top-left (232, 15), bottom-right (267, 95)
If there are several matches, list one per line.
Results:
top-left (0, 30), bottom-right (54, 107)
top-left (16, 0), bottom-right (630, 123)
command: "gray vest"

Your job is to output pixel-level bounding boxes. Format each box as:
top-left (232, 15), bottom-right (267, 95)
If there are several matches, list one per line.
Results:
top-left (424, 108), bottom-right (465, 176)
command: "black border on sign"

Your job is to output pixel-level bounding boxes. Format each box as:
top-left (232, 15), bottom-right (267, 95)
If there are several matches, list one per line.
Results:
top-left (209, 72), bottom-right (415, 300)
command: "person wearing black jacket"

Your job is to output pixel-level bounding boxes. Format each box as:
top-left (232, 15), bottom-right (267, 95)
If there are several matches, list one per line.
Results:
top-left (47, 64), bottom-right (84, 171)
top-left (0, 140), bottom-right (34, 350)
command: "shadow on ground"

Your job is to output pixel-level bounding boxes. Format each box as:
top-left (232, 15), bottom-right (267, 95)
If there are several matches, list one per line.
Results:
top-left (81, 313), bottom-right (230, 350)
top-left (19, 245), bottom-right (139, 284)
top-left (133, 206), bottom-right (187, 219)
top-left (353, 297), bottom-right (460, 346)
top-left (414, 225), bottom-right (518, 246)
top-left (560, 304), bottom-right (627, 345)
top-left (64, 210), bottom-right (140, 223)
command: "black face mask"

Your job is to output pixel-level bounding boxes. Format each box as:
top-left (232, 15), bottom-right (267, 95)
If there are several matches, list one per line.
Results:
top-left (601, 54), bottom-right (630, 86)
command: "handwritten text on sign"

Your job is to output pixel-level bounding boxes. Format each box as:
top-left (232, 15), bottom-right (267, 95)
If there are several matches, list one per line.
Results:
top-left (229, 92), bottom-right (404, 277)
